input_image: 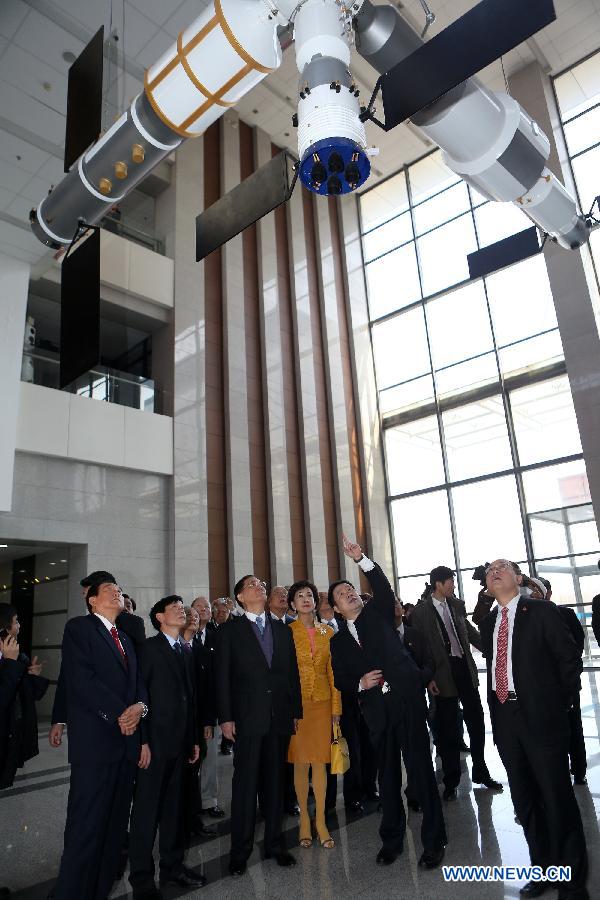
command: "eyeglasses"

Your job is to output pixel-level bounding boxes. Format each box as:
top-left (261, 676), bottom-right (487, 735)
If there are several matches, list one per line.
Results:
top-left (485, 563), bottom-right (513, 577)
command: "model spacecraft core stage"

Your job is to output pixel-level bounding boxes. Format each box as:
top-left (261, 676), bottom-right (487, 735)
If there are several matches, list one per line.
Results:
top-left (30, 0), bottom-right (592, 262)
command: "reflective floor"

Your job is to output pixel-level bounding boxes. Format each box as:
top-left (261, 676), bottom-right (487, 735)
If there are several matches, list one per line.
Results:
top-left (3, 672), bottom-right (600, 899)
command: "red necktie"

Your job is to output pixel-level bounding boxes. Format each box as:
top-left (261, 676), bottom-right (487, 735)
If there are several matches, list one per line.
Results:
top-left (495, 608), bottom-right (509, 703)
top-left (110, 626), bottom-right (128, 668)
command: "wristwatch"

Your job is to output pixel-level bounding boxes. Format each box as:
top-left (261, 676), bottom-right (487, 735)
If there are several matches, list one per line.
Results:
top-left (138, 702), bottom-right (149, 718)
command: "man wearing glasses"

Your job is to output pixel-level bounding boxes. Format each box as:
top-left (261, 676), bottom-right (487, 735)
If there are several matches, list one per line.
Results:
top-left (480, 560), bottom-right (587, 900)
top-left (216, 575), bottom-right (303, 877)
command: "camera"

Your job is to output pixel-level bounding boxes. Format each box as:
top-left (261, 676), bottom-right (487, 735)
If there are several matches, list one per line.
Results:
top-left (472, 564), bottom-right (490, 588)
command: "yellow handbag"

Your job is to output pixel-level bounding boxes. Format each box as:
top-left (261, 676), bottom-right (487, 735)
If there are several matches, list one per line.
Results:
top-left (330, 723), bottom-right (351, 775)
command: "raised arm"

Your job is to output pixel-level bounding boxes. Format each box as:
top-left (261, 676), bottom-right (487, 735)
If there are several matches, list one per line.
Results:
top-left (342, 533), bottom-right (395, 625)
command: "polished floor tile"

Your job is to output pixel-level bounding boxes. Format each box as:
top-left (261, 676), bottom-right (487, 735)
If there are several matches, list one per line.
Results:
top-left (3, 673), bottom-right (600, 899)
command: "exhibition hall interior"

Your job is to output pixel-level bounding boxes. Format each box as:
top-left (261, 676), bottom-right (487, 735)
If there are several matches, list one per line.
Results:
top-left (1, 0), bottom-right (600, 897)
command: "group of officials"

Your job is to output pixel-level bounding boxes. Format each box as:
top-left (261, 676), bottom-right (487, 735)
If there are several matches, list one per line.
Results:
top-left (0, 535), bottom-right (590, 900)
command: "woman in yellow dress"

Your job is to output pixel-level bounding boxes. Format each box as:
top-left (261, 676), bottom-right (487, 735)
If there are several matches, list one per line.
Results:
top-left (287, 580), bottom-right (342, 849)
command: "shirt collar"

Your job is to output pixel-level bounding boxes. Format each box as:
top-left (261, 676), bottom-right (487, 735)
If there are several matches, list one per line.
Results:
top-left (499, 595), bottom-right (520, 615)
top-left (94, 612), bottom-right (116, 632)
top-left (431, 595), bottom-right (448, 612)
top-left (245, 610), bottom-right (266, 625)
top-left (162, 631), bottom-right (181, 649)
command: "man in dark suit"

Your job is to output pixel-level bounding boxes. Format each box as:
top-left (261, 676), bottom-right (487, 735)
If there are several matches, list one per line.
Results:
top-left (53, 577), bottom-right (148, 900)
top-left (409, 566), bottom-right (502, 800)
top-left (0, 604), bottom-right (49, 789)
top-left (329, 535), bottom-right (447, 869)
top-left (191, 596), bottom-right (224, 821)
top-left (49, 572), bottom-right (146, 748)
top-left (480, 559), bottom-right (587, 900)
top-left (128, 596), bottom-right (205, 898)
top-left (216, 574), bottom-right (303, 876)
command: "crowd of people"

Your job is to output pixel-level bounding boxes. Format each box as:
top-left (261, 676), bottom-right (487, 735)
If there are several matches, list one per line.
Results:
top-left (0, 534), bottom-right (592, 900)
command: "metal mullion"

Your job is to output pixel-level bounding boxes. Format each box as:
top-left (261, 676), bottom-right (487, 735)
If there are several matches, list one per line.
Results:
top-left (570, 138), bottom-right (600, 162)
top-left (562, 98), bottom-right (600, 127)
top-left (407, 164), bottom-right (464, 593)
top-left (365, 232), bottom-right (419, 267)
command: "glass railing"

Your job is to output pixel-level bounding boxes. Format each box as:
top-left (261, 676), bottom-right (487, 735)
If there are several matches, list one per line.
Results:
top-left (21, 349), bottom-right (157, 413)
top-left (100, 214), bottom-right (165, 255)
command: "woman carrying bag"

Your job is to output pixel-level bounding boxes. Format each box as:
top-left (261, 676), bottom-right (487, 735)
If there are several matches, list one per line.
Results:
top-left (287, 581), bottom-right (342, 849)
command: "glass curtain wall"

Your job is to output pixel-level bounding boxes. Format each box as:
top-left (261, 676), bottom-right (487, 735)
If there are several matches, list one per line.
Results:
top-left (554, 49), bottom-right (600, 289)
top-left (360, 148), bottom-right (599, 658)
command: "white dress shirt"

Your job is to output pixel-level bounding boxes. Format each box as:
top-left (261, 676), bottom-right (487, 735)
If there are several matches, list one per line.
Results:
top-left (245, 610), bottom-right (266, 631)
top-left (397, 622), bottom-right (405, 640)
top-left (432, 596), bottom-right (463, 657)
top-left (491, 595), bottom-right (519, 692)
top-left (198, 627), bottom-right (206, 646)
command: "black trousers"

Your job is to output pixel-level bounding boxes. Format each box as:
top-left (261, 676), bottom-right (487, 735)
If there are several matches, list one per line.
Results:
top-left (370, 693), bottom-right (446, 854)
top-left (128, 754), bottom-right (186, 889)
top-left (568, 693), bottom-right (587, 780)
top-left (55, 759), bottom-right (136, 900)
top-left (435, 657), bottom-right (488, 789)
top-left (341, 693), bottom-right (378, 804)
top-left (493, 697), bottom-right (588, 894)
top-left (230, 729), bottom-right (289, 865)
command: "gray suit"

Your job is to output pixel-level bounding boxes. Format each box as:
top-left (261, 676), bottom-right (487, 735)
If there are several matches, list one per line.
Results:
top-left (410, 596), bottom-right (481, 697)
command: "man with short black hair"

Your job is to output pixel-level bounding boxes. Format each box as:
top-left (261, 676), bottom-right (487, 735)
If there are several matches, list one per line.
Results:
top-left (128, 595), bottom-right (205, 898)
top-left (52, 577), bottom-right (148, 900)
top-left (481, 559), bottom-right (587, 899)
top-left (216, 574), bottom-right (302, 877)
top-left (409, 565), bottom-right (501, 800)
top-left (329, 536), bottom-right (447, 869)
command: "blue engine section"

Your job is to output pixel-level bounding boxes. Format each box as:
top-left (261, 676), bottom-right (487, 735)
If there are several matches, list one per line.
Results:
top-left (299, 137), bottom-right (371, 196)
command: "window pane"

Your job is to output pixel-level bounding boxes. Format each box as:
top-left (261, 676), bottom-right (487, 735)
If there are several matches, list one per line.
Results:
top-left (486, 255), bottom-right (557, 346)
top-left (452, 475), bottom-right (526, 568)
top-left (398, 575), bottom-right (430, 603)
top-left (529, 514), bottom-right (570, 559)
top-left (468, 185), bottom-right (489, 208)
top-left (385, 416), bottom-right (445, 495)
top-left (443, 398), bottom-right (513, 481)
top-left (379, 375), bottom-right (435, 415)
top-left (555, 53), bottom-right (600, 119)
top-left (413, 183), bottom-right (470, 235)
top-left (426, 281), bottom-right (493, 369)
top-left (372, 307), bottom-right (430, 389)
top-left (474, 201), bottom-right (531, 248)
top-left (366, 242), bottom-right (421, 318)
top-left (363, 212), bottom-right (413, 263)
top-left (511, 375), bottom-right (582, 466)
top-left (436, 353), bottom-right (499, 400)
top-left (563, 106), bottom-right (600, 156)
top-left (391, 490), bottom-right (455, 575)
top-left (409, 150), bottom-right (459, 205)
top-left (571, 145), bottom-right (600, 214)
top-left (360, 171), bottom-right (409, 231)
top-left (522, 460), bottom-right (590, 512)
top-left (498, 330), bottom-right (563, 377)
top-left (418, 214), bottom-right (477, 297)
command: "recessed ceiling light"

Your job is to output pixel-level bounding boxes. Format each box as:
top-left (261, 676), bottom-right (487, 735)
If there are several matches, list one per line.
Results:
top-left (49, 562), bottom-right (56, 566)
top-left (62, 50), bottom-right (77, 64)
top-left (60, 559), bottom-right (67, 563)
top-left (0, 544), bottom-right (7, 549)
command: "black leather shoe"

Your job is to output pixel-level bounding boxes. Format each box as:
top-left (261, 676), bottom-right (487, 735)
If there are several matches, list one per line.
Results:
top-left (203, 805), bottom-right (226, 818)
top-left (345, 800), bottom-right (364, 814)
top-left (220, 745), bottom-right (232, 756)
top-left (376, 847), bottom-right (400, 865)
top-left (418, 847), bottom-right (445, 869)
top-left (474, 776), bottom-right (503, 791)
top-left (365, 790), bottom-right (380, 801)
top-left (443, 787), bottom-right (457, 801)
top-left (0, 890), bottom-right (11, 899)
top-left (519, 882), bottom-right (549, 897)
top-left (159, 866), bottom-right (206, 888)
top-left (285, 803), bottom-right (300, 816)
top-left (265, 851), bottom-right (296, 867)
top-left (407, 798), bottom-right (422, 813)
top-left (132, 889), bottom-right (162, 900)
top-left (229, 861), bottom-right (247, 877)
top-left (574, 776), bottom-right (588, 785)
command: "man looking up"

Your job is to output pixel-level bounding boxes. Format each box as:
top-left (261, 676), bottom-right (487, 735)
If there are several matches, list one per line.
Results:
top-left (481, 560), bottom-right (587, 900)
top-left (410, 566), bottom-right (501, 800)
top-left (216, 574), bottom-right (302, 876)
top-left (329, 536), bottom-right (447, 869)
top-left (191, 596), bottom-right (223, 821)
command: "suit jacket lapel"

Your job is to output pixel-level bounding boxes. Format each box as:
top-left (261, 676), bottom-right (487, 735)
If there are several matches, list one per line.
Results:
top-left (241, 615), bottom-right (269, 670)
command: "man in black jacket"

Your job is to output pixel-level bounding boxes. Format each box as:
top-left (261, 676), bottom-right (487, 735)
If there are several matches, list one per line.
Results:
top-left (216, 574), bottom-right (303, 877)
top-left (481, 560), bottom-right (587, 900)
top-left (191, 596), bottom-right (223, 821)
top-left (128, 596), bottom-right (205, 899)
top-left (53, 577), bottom-right (148, 900)
top-left (0, 604), bottom-right (49, 789)
top-left (330, 535), bottom-right (446, 869)
top-left (49, 572), bottom-right (146, 748)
